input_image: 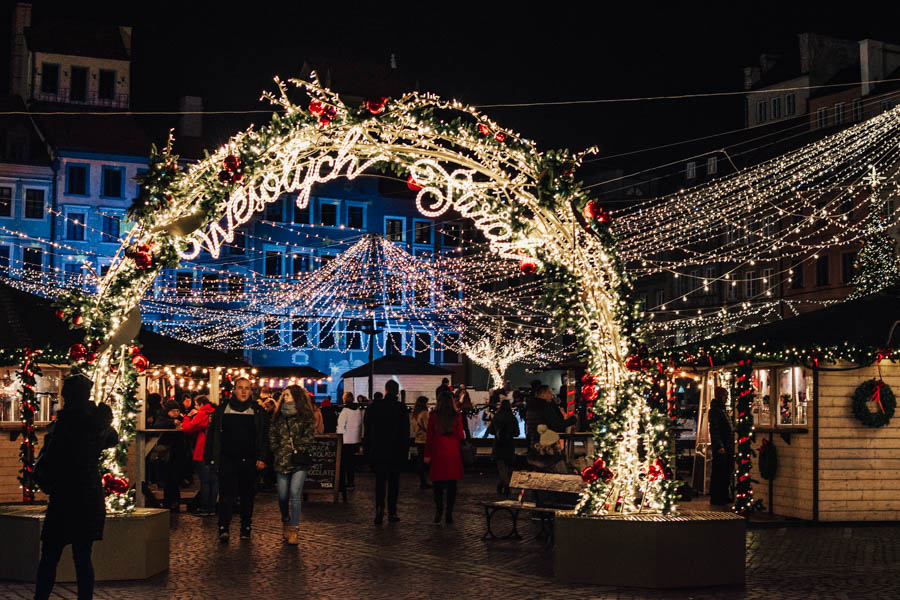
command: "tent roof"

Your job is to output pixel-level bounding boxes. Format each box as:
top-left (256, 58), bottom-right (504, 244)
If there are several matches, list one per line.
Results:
top-left (342, 355), bottom-right (452, 378)
top-left (250, 365), bottom-right (328, 380)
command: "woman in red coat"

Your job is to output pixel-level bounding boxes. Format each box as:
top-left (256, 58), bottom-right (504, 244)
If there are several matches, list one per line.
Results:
top-left (425, 391), bottom-right (465, 524)
top-left (181, 396), bottom-right (218, 516)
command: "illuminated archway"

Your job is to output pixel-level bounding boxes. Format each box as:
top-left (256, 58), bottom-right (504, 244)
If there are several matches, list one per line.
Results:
top-left (54, 75), bottom-right (677, 514)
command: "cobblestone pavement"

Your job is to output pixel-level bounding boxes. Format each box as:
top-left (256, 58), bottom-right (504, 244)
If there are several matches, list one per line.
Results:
top-left (4, 471), bottom-right (900, 599)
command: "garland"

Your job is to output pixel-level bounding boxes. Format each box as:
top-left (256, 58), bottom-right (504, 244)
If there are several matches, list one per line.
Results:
top-left (732, 359), bottom-right (763, 516)
top-left (17, 349), bottom-right (42, 502)
top-left (851, 379), bottom-right (896, 428)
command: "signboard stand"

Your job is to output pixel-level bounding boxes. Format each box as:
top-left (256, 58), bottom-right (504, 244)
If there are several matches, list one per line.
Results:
top-left (303, 433), bottom-right (343, 504)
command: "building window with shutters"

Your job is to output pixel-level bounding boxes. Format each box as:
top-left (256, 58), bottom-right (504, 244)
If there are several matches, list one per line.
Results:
top-left (834, 102), bottom-right (845, 125)
top-left (757, 100), bottom-right (768, 123)
top-left (816, 107), bottom-right (828, 129)
top-left (685, 161), bottom-right (696, 179)
top-left (771, 97), bottom-right (782, 119)
top-left (66, 210), bottom-right (86, 241)
top-left (706, 157), bottom-right (717, 176)
top-left (24, 189), bottom-right (44, 219)
top-left (815, 255), bottom-right (830, 286)
top-left (66, 164), bottom-right (89, 195)
top-left (385, 217), bottom-right (405, 241)
top-left (786, 93), bottom-right (796, 116)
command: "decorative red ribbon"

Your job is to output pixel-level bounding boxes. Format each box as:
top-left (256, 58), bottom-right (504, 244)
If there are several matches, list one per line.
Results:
top-left (872, 381), bottom-right (885, 414)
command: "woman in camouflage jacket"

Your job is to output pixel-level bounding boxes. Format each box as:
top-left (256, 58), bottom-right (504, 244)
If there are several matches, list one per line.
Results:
top-left (269, 384), bottom-right (316, 544)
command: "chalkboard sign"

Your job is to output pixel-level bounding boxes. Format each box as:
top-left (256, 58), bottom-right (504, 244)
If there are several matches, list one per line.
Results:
top-left (304, 433), bottom-right (342, 503)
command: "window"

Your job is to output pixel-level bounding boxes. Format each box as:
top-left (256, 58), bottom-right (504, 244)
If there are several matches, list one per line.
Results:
top-left (98, 69), bottom-right (116, 100)
top-left (265, 251), bottom-right (282, 276)
top-left (413, 277), bottom-right (431, 307)
top-left (852, 98), bottom-right (863, 121)
top-left (293, 201), bottom-right (310, 224)
top-left (414, 333), bottom-right (431, 362)
top-left (229, 229), bottom-right (245, 255)
top-left (816, 107), bottom-right (828, 129)
top-left (291, 318), bottom-right (308, 348)
top-left (63, 262), bottom-right (82, 282)
top-left (201, 274), bottom-right (219, 296)
top-left (685, 161), bottom-right (696, 179)
top-left (786, 93), bottom-right (796, 116)
top-left (442, 334), bottom-right (459, 364)
top-left (386, 332), bottom-right (403, 355)
top-left (654, 289), bottom-right (665, 308)
top-left (414, 220), bottom-right (432, 245)
top-left (815, 255), bottom-right (829, 286)
top-left (751, 368), bottom-right (773, 427)
top-left (883, 197), bottom-right (896, 220)
top-left (24, 189), bottom-right (44, 219)
top-left (319, 254), bottom-right (335, 270)
top-left (726, 278), bottom-right (738, 300)
top-left (777, 366), bottom-right (810, 426)
top-left (756, 100), bottom-right (768, 123)
top-left (101, 214), bottom-right (120, 243)
top-left (264, 318), bottom-right (281, 347)
top-left (0, 187), bottom-right (11, 217)
top-left (385, 217), bottom-right (405, 241)
top-left (791, 260), bottom-right (804, 289)
top-left (771, 97), bottom-right (782, 119)
top-left (228, 274), bottom-right (244, 297)
top-left (347, 204), bottom-right (365, 229)
top-left (745, 271), bottom-right (758, 298)
top-left (70, 66), bottom-right (88, 102)
top-left (834, 102), bottom-right (845, 125)
top-left (762, 214), bottom-right (775, 238)
top-left (319, 321), bottom-right (335, 349)
top-left (66, 211), bottom-right (85, 241)
top-left (842, 252), bottom-right (856, 283)
top-left (386, 273), bottom-right (404, 306)
top-left (40, 63), bottom-right (59, 94)
top-left (23, 247), bottom-right (42, 273)
top-left (66, 165), bottom-right (88, 195)
top-left (706, 157), bottom-right (718, 176)
top-left (320, 201), bottom-right (339, 226)
top-left (316, 382), bottom-right (328, 395)
top-left (264, 198), bottom-right (283, 222)
top-left (176, 272), bottom-right (193, 296)
top-left (101, 167), bottom-right (123, 198)
top-left (292, 253), bottom-right (310, 276)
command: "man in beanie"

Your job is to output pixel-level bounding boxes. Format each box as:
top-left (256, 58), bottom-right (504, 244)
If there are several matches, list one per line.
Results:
top-left (205, 377), bottom-right (267, 541)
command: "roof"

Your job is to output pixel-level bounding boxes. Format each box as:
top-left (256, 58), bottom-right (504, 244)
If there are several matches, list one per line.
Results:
top-left (30, 106), bottom-right (152, 157)
top-left (0, 95), bottom-right (52, 166)
top-left (24, 21), bottom-right (130, 61)
top-left (301, 56), bottom-right (416, 100)
top-left (250, 365), bottom-right (328, 380)
top-left (136, 329), bottom-right (247, 367)
top-left (342, 355), bottom-right (452, 378)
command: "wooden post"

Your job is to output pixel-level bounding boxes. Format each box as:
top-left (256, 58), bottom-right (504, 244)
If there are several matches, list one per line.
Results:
top-left (209, 368), bottom-right (220, 405)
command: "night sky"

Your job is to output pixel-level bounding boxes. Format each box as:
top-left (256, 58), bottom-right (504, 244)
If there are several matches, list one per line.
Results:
top-left (4, 1), bottom-right (900, 165)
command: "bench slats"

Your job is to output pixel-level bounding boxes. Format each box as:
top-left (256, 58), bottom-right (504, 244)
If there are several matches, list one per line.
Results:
top-left (509, 471), bottom-right (583, 494)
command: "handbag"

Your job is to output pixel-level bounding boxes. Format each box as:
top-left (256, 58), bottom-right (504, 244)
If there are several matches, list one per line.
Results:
top-left (288, 426), bottom-right (312, 468)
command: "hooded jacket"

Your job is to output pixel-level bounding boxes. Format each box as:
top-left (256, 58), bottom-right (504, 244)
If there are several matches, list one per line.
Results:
top-left (182, 403), bottom-right (216, 462)
top-left (336, 402), bottom-right (364, 444)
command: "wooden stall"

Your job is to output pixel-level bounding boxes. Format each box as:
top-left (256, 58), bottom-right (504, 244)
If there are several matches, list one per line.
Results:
top-left (680, 289), bottom-right (900, 521)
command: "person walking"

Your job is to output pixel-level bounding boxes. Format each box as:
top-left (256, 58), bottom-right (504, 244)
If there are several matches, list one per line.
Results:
top-left (410, 396), bottom-right (431, 490)
top-left (155, 400), bottom-right (187, 512)
top-left (269, 385), bottom-right (316, 545)
top-left (425, 391), bottom-right (465, 524)
top-left (310, 394), bottom-right (325, 435)
top-left (204, 377), bottom-right (267, 542)
top-left (708, 386), bottom-right (734, 506)
top-left (488, 398), bottom-right (518, 497)
top-left (336, 391), bottom-right (363, 496)
top-left (34, 374), bottom-right (118, 600)
top-left (364, 380), bottom-right (409, 524)
top-left (182, 395), bottom-right (217, 516)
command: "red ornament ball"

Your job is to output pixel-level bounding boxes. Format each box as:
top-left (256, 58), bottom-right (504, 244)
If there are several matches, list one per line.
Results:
top-left (308, 99), bottom-right (325, 116)
top-left (581, 384), bottom-right (598, 403)
top-left (323, 105), bottom-right (337, 119)
top-left (625, 354), bottom-right (645, 371)
top-left (592, 457), bottom-right (607, 470)
top-left (223, 154), bottom-right (241, 172)
top-left (232, 172), bottom-right (245, 184)
top-left (478, 123), bottom-right (490, 136)
top-left (581, 466), bottom-right (599, 483)
top-left (218, 169), bottom-right (232, 183)
top-left (73, 314), bottom-right (84, 327)
top-left (318, 116), bottom-right (332, 128)
top-left (131, 354), bottom-right (149, 373)
top-left (130, 345), bottom-right (141, 357)
top-left (599, 467), bottom-right (614, 483)
top-left (69, 344), bottom-right (87, 361)
top-left (586, 201), bottom-right (610, 223)
top-left (133, 252), bottom-right (153, 270)
top-left (365, 97), bottom-right (388, 114)
top-left (407, 175), bottom-right (422, 191)
top-left (494, 132), bottom-right (506, 142)
top-left (519, 259), bottom-right (537, 275)
top-left (55, 309), bottom-right (65, 320)
top-left (85, 352), bottom-right (97, 364)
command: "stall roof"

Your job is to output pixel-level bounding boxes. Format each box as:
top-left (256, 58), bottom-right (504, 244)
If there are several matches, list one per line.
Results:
top-left (342, 355), bottom-right (452, 378)
top-left (250, 365), bottom-right (328, 380)
top-left (136, 330), bottom-right (247, 367)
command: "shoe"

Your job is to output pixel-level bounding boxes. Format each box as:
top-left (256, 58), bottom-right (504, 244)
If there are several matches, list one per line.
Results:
top-left (240, 525), bottom-right (251, 539)
top-left (286, 526), bottom-right (299, 545)
top-left (218, 527), bottom-right (229, 542)
top-left (374, 507), bottom-right (384, 525)
top-left (434, 508), bottom-right (442, 523)
top-left (388, 514), bottom-right (401, 523)
top-left (445, 513), bottom-right (453, 524)
top-left (282, 521), bottom-right (290, 541)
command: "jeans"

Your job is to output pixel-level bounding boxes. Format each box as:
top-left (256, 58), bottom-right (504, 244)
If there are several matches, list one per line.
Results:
top-left (34, 540), bottom-right (93, 600)
top-left (433, 480), bottom-right (457, 515)
top-left (218, 456), bottom-right (256, 529)
top-left (277, 470), bottom-right (308, 526)
top-left (711, 451), bottom-right (734, 505)
top-left (195, 460), bottom-right (218, 513)
top-left (373, 462), bottom-right (401, 515)
top-left (339, 443), bottom-right (358, 491)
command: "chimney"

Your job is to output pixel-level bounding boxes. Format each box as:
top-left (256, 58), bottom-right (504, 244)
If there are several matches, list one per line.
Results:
top-left (390, 53), bottom-right (398, 70)
top-left (758, 53), bottom-right (780, 76)
top-left (743, 66), bottom-right (761, 90)
top-left (9, 2), bottom-right (31, 100)
top-left (178, 96), bottom-right (203, 139)
top-left (798, 33), bottom-right (811, 74)
top-left (119, 26), bottom-right (133, 59)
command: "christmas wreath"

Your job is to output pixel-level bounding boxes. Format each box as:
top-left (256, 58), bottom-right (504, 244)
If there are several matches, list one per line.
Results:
top-left (851, 379), bottom-right (896, 428)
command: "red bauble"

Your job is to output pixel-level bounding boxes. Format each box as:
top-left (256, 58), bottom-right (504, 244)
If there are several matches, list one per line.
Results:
top-left (218, 170), bottom-right (232, 183)
top-left (133, 252), bottom-right (153, 270)
top-left (581, 466), bottom-right (599, 483)
top-left (494, 132), bottom-right (506, 142)
top-left (586, 201), bottom-right (610, 224)
top-left (69, 344), bottom-right (87, 361)
top-left (136, 243), bottom-right (151, 254)
top-left (592, 457), bottom-right (606, 470)
top-left (520, 258), bottom-right (537, 275)
top-left (478, 123), bottom-right (490, 136)
top-left (232, 172), bottom-right (245, 183)
top-left (223, 154), bottom-right (241, 173)
top-left (73, 314), bottom-right (84, 327)
top-left (55, 309), bottom-right (65, 320)
top-left (365, 97), bottom-right (388, 114)
top-left (131, 354), bottom-right (149, 373)
top-left (581, 373), bottom-right (597, 386)
top-left (101, 473), bottom-right (114, 488)
top-left (129, 345), bottom-right (141, 356)
top-left (308, 99), bottom-right (325, 116)
top-left (85, 352), bottom-right (97, 364)
top-left (323, 105), bottom-right (337, 119)
top-left (599, 467), bottom-right (614, 482)
top-left (625, 354), bottom-right (644, 371)
top-left (318, 116), bottom-right (332, 128)
top-left (407, 175), bottom-right (422, 191)
top-left (113, 477), bottom-right (129, 494)
top-left (581, 384), bottom-right (598, 403)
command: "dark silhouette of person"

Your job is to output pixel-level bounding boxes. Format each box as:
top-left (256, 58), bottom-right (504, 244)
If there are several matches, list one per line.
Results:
top-left (708, 386), bottom-right (734, 506)
top-left (364, 380), bottom-right (410, 524)
top-left (34, 374), bottom-right (118, 600)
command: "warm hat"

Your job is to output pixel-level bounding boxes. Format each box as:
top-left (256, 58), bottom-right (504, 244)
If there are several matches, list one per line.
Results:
top-left (61, 373), bottom-right (93, 404)
top-left (164, 400), bottom-right (181, 412)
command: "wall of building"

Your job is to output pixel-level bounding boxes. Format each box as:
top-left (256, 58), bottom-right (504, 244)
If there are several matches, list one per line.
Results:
top-left (31, 52), bottom-right (130, 108)
top-left (0, 425), bottom-right (49, 503)
top-left (751, 429), bottom-right (814, 520)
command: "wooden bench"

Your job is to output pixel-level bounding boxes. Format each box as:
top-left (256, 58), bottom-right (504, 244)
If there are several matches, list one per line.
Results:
top-left (482, 471), bottom-right (583, 546)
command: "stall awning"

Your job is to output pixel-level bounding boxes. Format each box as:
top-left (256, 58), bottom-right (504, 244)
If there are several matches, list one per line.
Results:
top-left (342, 355), bottom-right (452, 378)
top-left (137, 329), bottom-right (247, 367)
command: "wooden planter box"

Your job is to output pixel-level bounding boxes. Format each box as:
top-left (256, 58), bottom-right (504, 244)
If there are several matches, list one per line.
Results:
top-left (554, 510), bottom-right (745, 588)
top-left (0, 505), bottom-right (169, 582)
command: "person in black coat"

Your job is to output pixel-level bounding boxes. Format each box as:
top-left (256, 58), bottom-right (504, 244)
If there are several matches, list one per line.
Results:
top-left (35, 374), bottom-right (118, 600)
top-left (708, 386), bottom-right (735, 506)
top-left (488, 399), bottom-right (518, 497)
top-left (363, 380), bottom-right (410, 524)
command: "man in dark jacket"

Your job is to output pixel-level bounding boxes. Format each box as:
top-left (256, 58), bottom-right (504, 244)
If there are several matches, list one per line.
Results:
top-left (204, 377), bottom-right (267, 541)
top-left (526, 385), bottom-right (576, 472)
top-left (708, 387), bottom-right (734, 506)
top-left (364, 379), bottom-right (410, 524)
top-left (155, 400), bottom-right (187, 512)
top-left (435, 377), bottom-right (451, 400)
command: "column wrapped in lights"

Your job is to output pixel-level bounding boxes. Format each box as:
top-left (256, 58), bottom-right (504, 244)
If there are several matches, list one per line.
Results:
top-left (732, 359), bottom-right (761, 516)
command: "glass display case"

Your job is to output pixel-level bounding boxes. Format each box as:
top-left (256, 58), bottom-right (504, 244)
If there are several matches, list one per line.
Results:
top-left (751, 368), bottom-right (773, 427)
top-left (777, 366), bottom-right (809, 426)
top-left (0, 366), bottom-right (62, 425)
